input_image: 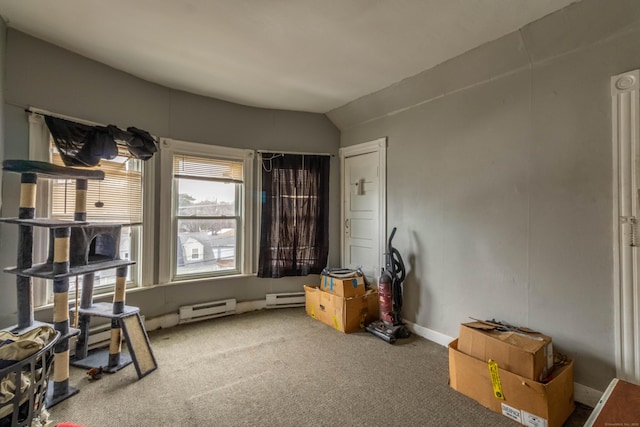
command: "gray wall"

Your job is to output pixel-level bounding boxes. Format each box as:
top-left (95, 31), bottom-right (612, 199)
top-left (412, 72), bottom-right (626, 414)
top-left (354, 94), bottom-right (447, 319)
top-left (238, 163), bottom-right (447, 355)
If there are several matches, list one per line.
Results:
top-left (0, 30), bottom-right (340, 326)
top-left (0, 21), bottom-right (5, 212)
top-left (328, 0), bottom-right (640, 391)
top-left (0, 21), bottom-right (7, 327)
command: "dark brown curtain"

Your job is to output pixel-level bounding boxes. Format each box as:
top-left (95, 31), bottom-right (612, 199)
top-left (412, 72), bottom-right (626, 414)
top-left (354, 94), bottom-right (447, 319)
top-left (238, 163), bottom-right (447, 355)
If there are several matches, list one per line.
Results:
top-left (258, 154), bottom-right (330, 278)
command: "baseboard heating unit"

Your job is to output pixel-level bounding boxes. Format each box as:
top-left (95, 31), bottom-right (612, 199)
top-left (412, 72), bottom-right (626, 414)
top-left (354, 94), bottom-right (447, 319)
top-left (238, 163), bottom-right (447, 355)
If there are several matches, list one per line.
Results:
top-left (179, 299), bottom-right (237, 324)
top-left (86, 323), bottom-right (112, 350)
top-left (265, 292), bottom-right (306, 309)
top-left (71, 315), bottom-right (146, 355)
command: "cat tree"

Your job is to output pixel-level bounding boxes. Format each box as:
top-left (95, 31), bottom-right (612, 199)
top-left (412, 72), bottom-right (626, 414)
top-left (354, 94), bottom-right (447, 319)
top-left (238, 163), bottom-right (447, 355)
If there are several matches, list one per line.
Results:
top-left (1, 159), bottom-right (156, 408)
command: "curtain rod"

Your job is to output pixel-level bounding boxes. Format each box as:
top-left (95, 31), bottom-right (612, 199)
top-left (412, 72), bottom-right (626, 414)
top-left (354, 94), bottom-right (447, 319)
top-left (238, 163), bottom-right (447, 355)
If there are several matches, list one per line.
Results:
top-left (257, 149), bottom-right (334, 157)
top-left (25, 107), bottom-right (159, 140)
top-left (25, 107), bottom-right (105, 127)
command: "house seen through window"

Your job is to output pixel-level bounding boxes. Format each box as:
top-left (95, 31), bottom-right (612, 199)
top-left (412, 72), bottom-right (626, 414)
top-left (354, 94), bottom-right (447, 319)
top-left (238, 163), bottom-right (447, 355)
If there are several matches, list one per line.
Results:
top-left (172, 153), bottom-right (244, 278)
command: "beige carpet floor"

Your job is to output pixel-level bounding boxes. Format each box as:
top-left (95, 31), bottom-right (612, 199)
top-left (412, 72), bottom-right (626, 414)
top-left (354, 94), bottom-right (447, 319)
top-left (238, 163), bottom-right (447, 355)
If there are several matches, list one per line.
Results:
top-left (48, 307), bottom-right (592, 426)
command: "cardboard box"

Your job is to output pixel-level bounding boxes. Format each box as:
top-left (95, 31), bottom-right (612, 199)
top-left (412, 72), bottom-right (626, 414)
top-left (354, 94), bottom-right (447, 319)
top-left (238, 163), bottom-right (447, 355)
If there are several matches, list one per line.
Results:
top-left (304, 285), bottom-right (378, 333)
top-left (458, 321), bottom-right (554, 381)
top-left (319, 274), bottom-right (366, 297)
top-left (449, 339), bottom-right (574, 427)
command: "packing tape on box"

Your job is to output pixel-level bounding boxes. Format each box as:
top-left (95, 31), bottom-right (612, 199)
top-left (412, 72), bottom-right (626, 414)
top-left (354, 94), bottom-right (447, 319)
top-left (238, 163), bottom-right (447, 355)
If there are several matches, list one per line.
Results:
top-left (323, 275), bottom-right (360, 290)
top-left (323, 276), bottom-right (334, 291)
top-left (488, 359), bottom-right (505, 400)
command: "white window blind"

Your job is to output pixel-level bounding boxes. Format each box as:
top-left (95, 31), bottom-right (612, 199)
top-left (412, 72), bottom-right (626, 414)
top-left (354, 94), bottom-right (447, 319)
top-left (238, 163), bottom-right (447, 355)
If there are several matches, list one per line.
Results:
top-left (51, 146), bottom-right (143, 223)
top-left (173, 154), bottom-right (243, 182)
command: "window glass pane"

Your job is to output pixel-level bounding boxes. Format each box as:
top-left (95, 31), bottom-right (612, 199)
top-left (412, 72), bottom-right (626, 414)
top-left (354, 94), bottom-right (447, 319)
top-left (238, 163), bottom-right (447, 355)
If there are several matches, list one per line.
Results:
top-left (119, 226), bottom-right (133, 262)
top-left (164, 144), bottom-right (251, 283)
top-left (176, 219), bottom-right (237, 276)
top-left (177, 178), bottom-right (237, 215)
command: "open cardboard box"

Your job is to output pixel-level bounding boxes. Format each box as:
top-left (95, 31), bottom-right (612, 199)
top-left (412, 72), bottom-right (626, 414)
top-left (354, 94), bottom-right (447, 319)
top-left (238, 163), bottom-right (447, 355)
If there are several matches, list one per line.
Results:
top-left (304, 285), bottom-right (378, 333)
top-left (449, 339), bottom-right (574, 427)
top-left (458, 321), bottom-right (554, 382)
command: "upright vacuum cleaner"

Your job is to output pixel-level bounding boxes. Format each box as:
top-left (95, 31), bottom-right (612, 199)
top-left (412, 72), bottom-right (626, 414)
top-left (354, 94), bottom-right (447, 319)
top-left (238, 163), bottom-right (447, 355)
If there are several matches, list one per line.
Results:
top-left (365, 227), bottom-right (411, 344)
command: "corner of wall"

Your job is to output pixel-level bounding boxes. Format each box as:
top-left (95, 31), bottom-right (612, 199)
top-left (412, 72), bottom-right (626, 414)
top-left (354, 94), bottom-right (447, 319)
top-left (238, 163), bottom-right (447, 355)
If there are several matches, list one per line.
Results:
top-left (519, 0), bottom-right (640, 64)
top-left (328, 30), bottom-right (531, 133)
top-left (328, 0), bottom-right (640, 134)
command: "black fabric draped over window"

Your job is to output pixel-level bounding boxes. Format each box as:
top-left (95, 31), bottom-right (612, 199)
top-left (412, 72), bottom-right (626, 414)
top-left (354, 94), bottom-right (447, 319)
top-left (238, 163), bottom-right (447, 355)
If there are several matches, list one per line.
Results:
top-left (258, 154), bottom-right (330, 278)
top-left (43, 115), bottom-right (157, 167)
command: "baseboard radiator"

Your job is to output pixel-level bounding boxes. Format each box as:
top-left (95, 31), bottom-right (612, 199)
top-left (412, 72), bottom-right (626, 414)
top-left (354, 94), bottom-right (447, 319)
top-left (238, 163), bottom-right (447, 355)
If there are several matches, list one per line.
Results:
top-left (86, 323), bottom-right (112, 350)
top-left (265, 292), bottom-right (305, 309)
top-left (69, 315), bottom-right (146, 355)
top-left (179, 299), bottom-right (237, 324)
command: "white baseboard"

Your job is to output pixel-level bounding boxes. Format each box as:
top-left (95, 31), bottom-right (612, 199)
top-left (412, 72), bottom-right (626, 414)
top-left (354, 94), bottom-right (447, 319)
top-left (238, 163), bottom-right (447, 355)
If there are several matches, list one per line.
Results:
top-left (144, 312), bottom-right (179, 331)
top-left (404, 319), bottom-right (601, 408)
top-left (573, 382), bottom-right (602, 408)
top-left (236, 299), bottom-right (266, 314)
top-left (405, 319), bottom-right (454, 347)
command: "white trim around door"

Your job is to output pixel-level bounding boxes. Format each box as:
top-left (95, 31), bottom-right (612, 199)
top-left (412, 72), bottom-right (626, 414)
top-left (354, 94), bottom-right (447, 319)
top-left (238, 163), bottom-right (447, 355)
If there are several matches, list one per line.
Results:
top-left (339, 137), bottom-right (387, 283)
top-left (611, 69), bottom-right (640, 383)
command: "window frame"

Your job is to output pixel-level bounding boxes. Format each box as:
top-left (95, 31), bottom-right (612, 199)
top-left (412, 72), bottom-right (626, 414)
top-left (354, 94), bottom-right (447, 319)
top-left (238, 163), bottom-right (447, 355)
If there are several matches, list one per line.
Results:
top-left (158, 138), bottom-right (254, 284)
top-left (27, 108), bottom-right (153, 306)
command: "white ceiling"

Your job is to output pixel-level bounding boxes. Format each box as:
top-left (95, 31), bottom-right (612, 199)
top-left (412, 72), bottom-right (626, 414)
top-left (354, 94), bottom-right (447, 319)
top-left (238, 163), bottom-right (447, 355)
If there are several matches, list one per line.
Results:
top-left (0, 0), bottom-right (576, 113)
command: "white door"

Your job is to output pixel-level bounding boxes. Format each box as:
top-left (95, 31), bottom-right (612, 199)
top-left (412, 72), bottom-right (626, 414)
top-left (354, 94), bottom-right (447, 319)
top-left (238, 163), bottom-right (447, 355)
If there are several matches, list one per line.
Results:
top-left (340, 138), bottom-right (386, 281)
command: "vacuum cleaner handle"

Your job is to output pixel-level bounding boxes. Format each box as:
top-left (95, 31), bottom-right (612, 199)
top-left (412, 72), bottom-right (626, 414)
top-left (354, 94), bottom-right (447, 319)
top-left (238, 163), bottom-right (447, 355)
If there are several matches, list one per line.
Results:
top-left (388, 227), bottom-right (397, 251)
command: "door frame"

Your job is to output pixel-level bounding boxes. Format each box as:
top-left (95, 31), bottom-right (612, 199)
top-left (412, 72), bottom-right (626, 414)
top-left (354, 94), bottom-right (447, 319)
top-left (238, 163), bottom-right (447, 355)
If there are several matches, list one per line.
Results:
top-left (611, 69), bottom-right (640, 383)
top-left (339, 137), bottom-right (387, 281)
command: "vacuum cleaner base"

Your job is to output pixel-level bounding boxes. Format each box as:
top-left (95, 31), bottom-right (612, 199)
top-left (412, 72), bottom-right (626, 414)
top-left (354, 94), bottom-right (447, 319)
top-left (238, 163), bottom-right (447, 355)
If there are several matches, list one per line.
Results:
top-left (365, 320), bottom-right (411, 344)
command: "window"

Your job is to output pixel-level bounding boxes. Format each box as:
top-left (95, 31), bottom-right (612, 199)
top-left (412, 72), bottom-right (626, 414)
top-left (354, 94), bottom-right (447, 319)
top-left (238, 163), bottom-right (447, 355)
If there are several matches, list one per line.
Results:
top-left (159, 139), bottom-right (254, 283)
top-left (27, 110), bottom-right (151, 307)
top-left (50, 144), bottom-right (143, 290)
top-left (257, 153), bottom-right (330, 278)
